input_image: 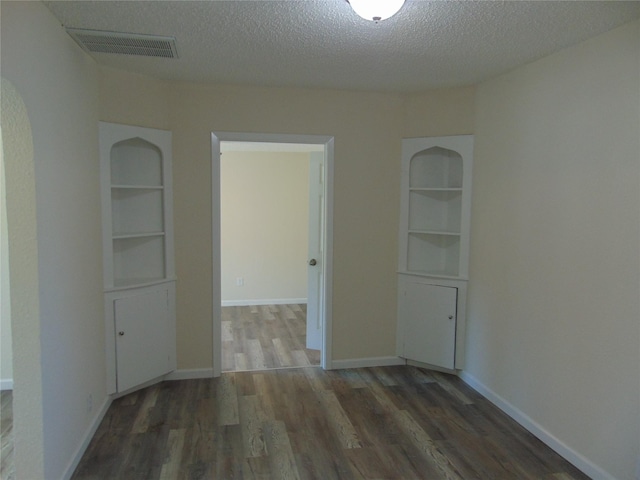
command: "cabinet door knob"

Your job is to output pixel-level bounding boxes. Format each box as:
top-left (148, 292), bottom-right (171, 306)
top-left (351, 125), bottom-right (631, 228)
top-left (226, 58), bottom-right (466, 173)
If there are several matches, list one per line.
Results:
top-left (448, 315), bottom-right (454, 320)
top-left (118, 331), bottom-right (125, 336)
top-left (309, 259), bottom-right (317, 266)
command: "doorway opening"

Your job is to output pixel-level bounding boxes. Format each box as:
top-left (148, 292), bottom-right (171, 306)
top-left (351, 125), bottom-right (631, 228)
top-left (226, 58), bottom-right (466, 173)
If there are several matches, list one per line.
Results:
top-left (211, 132), bottom-right (334, 376)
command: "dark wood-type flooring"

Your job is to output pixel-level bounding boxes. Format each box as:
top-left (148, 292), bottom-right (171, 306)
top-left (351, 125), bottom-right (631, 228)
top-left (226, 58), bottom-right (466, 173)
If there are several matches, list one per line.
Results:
top-left (1, 390), bottom-right (14, 480)
top-left (72, 366), bottom-right (589, 479)
top-left (222, 304), bottom-right (320, 372)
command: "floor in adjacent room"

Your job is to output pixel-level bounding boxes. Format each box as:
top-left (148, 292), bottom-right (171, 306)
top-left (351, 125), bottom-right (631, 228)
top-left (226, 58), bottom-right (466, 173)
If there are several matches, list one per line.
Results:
top-left (222, 304), bottom-right (320, 372)
top-left (0, 390), bottom-right (14, 480)
top-left (71, 365), bottom-right (590, 479)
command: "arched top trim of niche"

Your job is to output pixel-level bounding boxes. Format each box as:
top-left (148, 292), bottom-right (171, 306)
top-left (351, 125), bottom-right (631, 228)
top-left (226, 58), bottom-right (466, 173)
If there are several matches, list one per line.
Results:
top-left (110, 137), bottom-right (163, 187)
top-left (409, 146), bottom-right (462, 189)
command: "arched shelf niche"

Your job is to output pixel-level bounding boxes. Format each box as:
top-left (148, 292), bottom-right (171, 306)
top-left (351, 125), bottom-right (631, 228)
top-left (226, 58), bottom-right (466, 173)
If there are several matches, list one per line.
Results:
top-left (110, 137), bottom-right (163, 187)
top-left (406, 145), bottom-right (466, 277)
top-left (108, 137), bottom-right (167, 288)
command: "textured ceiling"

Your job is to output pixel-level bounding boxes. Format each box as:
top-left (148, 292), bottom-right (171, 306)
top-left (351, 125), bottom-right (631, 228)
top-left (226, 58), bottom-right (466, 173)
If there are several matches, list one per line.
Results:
top-left (44, 0), bottom-right (640, 93)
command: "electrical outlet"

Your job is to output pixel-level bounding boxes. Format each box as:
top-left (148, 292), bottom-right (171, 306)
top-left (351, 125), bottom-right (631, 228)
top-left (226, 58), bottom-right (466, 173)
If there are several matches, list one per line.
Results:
top-left (86, 394), bottom-right (93, 414)
top-left (236, 277), bottom-right (244, 286)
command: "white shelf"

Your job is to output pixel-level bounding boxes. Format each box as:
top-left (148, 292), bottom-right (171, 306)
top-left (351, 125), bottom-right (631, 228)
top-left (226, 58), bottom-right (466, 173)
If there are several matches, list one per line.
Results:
top-left (100, 122), bottom-right (174, 291)
top-left (112, 235), bottom-right (166, 285)
top-left (112, 184), bottom-right (164, 190)
top-left (407, 232), bottom-right (460, 277)
top-left (113, 232), bottom-right (165, 240)
top-left (409, 187), bottom-right (462, 193)
top-left (397, 270), bottom-right (468, 281)
top-left (409, 189), bottom-right (462, 234)
top-left (408, 229), bottom-right (460, 236)
top-left (109, 276), bottom-right (174, 291)
top-left (398, 135), bottom-right (473, 280)
top-left (111, 186), bottom-right (164, 236)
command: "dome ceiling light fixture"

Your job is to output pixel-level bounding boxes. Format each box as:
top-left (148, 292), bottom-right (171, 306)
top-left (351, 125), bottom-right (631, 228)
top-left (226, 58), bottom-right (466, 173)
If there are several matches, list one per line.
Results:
top-left (347, 0), bottom-right (406, 22)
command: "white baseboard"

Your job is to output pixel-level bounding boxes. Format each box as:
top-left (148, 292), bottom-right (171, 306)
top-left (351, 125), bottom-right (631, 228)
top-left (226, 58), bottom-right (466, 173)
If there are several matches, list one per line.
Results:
top-left (0, 378), bottom-right (13, 390)
top-left (330, 356), bottom-right (406, 370)
top-left (221, 298), bottom-right (307, 307)
top-left (459, 370), bottom-right (615, 480)
top-left (61, 396), bottom-right (111, 480)
top-left (406, 359), bottom-right (457, 375)
top-left (164, 368), bottom-right (215, 381)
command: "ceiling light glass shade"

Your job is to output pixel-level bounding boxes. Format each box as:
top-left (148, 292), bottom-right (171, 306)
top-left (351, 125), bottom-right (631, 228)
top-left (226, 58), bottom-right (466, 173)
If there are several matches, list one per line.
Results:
top-left (348, 0), bottom-right (406, 22)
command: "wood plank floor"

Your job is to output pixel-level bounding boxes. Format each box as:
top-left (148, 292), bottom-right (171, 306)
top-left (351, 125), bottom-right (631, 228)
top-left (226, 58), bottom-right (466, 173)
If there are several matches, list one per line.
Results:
top-left (1, 390), bottom-right (14, 480)
top-left (222, 304), bottom-right (320, 372)
top-left (72, 366), bottom-right (590, 479)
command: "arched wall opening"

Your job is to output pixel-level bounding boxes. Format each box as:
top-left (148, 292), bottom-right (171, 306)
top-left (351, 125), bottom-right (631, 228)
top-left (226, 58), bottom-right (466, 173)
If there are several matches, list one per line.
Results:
top-left (1, 77), bottom-right (45, 479)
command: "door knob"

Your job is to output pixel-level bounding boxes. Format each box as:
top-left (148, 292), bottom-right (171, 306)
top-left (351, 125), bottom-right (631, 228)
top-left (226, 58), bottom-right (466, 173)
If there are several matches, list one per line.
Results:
top-left (448, 315), bottom-right (454, 320)
top-left (118, 331), bottom-right (125, 336)
top-left (309, 259), bottom-right (317, 266)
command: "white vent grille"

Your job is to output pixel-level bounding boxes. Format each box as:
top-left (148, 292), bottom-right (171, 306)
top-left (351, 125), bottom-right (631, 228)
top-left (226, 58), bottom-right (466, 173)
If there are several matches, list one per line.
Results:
top-left (66, 28), bottom-right (178, 58)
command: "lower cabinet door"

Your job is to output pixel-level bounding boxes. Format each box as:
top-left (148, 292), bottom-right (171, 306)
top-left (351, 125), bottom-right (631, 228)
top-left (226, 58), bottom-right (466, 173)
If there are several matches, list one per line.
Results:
top-left (400, 282), bottom-right (457, 370)
top-left (114, 287), bottom-right (171, 392)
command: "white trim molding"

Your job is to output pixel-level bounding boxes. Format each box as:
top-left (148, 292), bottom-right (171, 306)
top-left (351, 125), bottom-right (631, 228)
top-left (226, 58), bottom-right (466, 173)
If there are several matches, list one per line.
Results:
top-left (221, 298), bottom-right (307, 307)
top-left (0, 378), bottom-right (13, 390)
top-left (212, 131), bottom-right (335, 376)
top-left (330, 356), bottom-right (406, 370)
top-left (61, 396), bottom-right (112, 480)
top-left (164, 368), bottom-right (215, 381)
top-left (459, 370), bottom-right (616, 480)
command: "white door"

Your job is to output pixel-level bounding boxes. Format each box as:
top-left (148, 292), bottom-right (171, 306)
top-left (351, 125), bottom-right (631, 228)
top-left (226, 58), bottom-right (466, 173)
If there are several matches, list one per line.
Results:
top-left (400, 282), bottom-right (457, 369)
top-left (306, 152), bottom-right (324, 350)
top-left (115, 287), bottom-right (172, 392)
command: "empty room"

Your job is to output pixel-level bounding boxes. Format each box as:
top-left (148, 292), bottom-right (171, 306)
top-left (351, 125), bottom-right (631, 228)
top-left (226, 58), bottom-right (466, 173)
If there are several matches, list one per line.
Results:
top-left (1, 1), bottom-right (639, 479)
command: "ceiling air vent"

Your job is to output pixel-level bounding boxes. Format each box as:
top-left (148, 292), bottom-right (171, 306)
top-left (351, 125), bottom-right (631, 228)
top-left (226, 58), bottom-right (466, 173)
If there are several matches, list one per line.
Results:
top-left (66, 28), bottom-right (178, 58)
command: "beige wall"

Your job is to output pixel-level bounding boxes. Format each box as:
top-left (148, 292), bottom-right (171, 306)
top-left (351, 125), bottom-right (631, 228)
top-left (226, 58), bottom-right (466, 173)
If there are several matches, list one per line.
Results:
top-left (221, 151), bottom-right (309, 304)
top-left (170, 83), bottom-right (405, 367)
top-left (1, 2), bottom-right (104, 478)
top-left (467, 20), bottom-right (640, 480)
top-left (98, 69), bottom-right (476, 369)
top-left (403, 86), bottom-right (476, 138)
top-left (99, 66), bottom-right (171, 130)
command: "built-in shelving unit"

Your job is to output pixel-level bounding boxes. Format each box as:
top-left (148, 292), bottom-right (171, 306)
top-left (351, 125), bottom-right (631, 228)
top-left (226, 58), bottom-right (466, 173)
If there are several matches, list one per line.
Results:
top-left (400, 141), bottom-right (471, 279)
top-left (104, 135), bottom-right (173, 290)
top-left (397, 135), bottom-right (473, 370)
top-left (100, 122), bottom-right (176, 394)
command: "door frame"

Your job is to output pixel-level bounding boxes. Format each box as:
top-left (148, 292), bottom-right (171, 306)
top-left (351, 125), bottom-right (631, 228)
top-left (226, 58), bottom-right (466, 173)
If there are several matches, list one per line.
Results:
top-left (211, 131), bottom-right (335, 376)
